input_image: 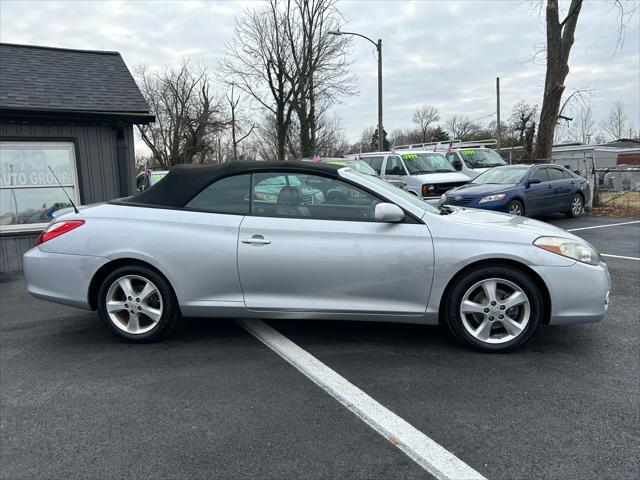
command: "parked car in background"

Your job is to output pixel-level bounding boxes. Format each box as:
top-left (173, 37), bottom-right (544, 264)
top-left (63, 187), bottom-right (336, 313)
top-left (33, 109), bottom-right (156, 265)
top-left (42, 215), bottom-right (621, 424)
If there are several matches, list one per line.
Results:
top-left (347, 151), bottom-right (469, 201)
top-left (136, 168), bottom-right (169, 192)
top-left (396, 140), bottom-right (507, 179)
top-left (301, 157), bottom-right (407, 190)
top-left (23, 161), bottom-right (610, 352)
top-left (440, 164), bottom-right (588, 217)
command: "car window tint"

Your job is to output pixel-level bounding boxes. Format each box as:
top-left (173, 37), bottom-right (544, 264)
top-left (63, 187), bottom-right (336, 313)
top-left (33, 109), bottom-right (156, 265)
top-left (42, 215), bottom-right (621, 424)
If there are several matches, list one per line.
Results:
top-left (534, 168), bottom-right (549, 182)
top-left (185, 174), bottom-right (250, 214)
top-left (251, 172), bottom-right (383, 221)
top-left (547, 168), bottom-right (565, 181)
top-left (385, 156), bottom-right (406, 175)
top-left (362, 156), bottom-right (383, 174)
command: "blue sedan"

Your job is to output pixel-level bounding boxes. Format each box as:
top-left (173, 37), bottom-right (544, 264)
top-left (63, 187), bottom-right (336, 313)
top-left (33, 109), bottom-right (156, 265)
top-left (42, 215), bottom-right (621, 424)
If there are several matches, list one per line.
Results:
top-left (441, 164), bottom-right (589, 217)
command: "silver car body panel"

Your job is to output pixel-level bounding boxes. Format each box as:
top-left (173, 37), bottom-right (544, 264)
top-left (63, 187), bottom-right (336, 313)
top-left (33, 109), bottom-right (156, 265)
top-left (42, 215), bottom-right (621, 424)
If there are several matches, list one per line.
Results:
top-left (23, 167), bottom-right (610, 327)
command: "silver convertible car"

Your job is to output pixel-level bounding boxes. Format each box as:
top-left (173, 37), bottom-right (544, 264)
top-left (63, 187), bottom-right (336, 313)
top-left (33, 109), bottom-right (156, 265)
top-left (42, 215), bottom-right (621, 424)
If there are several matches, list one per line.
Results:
top-left (23, 161), bottom-right (611, 352)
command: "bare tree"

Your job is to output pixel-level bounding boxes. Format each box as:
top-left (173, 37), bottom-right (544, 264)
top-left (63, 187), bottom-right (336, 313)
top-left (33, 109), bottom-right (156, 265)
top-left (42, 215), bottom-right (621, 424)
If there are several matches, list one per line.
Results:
top-left (226, 85), bottom-right (256, 161)
top-left (510, 101), bottom-right (538, 146)
top-left (533, 0), bottom-right (635, 159)
top-left (445, 114), bottom-right (481, 141)
top-left (601, 99), bottom-right (627, 140)
top-left (566, 104), bottom-right (595, 144)
top-left (284, 0), bottom-right (356, 157)
top-left (222, 1), bottom-right (296, 161)
top-left (412, 104), bottom-right (440, 142)
top-left (135, 61), bottom-right (227, 166)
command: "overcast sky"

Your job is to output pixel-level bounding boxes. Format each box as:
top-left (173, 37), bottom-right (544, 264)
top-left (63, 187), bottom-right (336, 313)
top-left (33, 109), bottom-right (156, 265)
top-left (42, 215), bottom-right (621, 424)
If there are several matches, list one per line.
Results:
top-left (1, 0), bottom-right (638, 144)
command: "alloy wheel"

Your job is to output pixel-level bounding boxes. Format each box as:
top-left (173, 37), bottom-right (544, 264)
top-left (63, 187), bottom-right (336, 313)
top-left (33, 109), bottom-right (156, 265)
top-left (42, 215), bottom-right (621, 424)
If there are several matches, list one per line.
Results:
top-left (459, 278), bottom-right (531, 344)
top-left (508, 202), bottom-right (522, 216)
top-left (571, 196), bottom-right (583, 216)
top-left (105, 275), bottom-right (163, 334)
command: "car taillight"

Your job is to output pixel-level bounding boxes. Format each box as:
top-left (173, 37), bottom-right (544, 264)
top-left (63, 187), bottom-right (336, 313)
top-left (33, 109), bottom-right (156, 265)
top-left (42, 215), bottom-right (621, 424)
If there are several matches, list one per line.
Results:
top-left (36, 220), bottom-right (84, 246)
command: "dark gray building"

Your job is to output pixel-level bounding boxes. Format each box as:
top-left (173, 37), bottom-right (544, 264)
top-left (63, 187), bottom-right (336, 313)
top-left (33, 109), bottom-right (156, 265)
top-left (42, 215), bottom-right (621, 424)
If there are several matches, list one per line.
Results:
top-left (0, 43), bottom-right (154, 273)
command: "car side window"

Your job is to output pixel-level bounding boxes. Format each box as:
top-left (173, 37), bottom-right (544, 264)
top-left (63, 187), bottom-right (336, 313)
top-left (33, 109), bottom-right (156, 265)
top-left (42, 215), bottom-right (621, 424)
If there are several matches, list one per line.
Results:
top-left (251, 172), bottom-right (383, 221)
top-left (385, 156), bottom-right (406, 176)
top-left (185, 174), bottom-right (251, 214)
top-left (535, 168), bottom-right (549, 182)
top-left (362, 156), bottom-right (383, 174)
top-left (547, 168), bottom-right (565, 181)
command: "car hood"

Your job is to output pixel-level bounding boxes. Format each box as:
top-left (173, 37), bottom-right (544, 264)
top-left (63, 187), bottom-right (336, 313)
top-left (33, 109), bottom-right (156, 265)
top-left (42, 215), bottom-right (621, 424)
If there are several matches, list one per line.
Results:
top-left (437, 207), bottom-right (581, 240)
top-left (448, 183), bottom-right (517, 196)
top-left (413, 172), bottom-right (470, 183)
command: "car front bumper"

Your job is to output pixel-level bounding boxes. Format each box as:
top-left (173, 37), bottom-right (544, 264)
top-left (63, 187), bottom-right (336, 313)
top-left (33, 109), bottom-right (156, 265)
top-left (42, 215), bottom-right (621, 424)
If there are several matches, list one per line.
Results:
top-left (23, 247), bottom-right (109, 310)
top-left (532, 260), bottom-right (611, 325)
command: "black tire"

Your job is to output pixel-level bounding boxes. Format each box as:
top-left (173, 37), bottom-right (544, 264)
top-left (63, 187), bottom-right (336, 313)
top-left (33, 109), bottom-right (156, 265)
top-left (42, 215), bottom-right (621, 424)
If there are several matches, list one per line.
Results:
top-left (97, 265), bottom-right (179, 342)
top-left (444, 266), bottom-right (543, 352)
top-left (565, 194), bottom-right (584, 218)
top-left (507, 199), bottom-right (524, 216)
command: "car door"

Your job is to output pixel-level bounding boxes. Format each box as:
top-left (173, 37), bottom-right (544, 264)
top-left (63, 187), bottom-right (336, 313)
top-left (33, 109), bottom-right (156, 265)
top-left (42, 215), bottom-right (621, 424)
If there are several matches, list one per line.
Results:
top-left (238, 171), bottom-right (434, 314)
top-left (524, 167), bottom-right (551, 215)
top-left (547, 167), bottom-right (573, 212)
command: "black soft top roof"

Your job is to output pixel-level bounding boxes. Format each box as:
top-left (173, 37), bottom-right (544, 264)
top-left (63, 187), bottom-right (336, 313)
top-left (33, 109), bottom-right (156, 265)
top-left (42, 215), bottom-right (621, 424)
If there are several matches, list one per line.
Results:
top-left (124, 160), bottom-right (341, 208)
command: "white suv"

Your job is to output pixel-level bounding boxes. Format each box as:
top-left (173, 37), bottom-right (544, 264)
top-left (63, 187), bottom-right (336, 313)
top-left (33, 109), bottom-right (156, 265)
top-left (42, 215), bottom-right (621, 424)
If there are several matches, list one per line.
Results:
top-left (347, 151), bottom-right (469, 201)
top-left (396, 140), bottom-right (507, 179)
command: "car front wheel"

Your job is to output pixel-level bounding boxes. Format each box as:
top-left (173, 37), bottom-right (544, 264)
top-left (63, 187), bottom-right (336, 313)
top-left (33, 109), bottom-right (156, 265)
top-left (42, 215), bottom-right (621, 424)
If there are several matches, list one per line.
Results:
top-left (444, 266), bottom-right (543, 352)
top-left (97, 265), bottom-right (178, 342)
top-left (507, 199), bottom-right (524, 216)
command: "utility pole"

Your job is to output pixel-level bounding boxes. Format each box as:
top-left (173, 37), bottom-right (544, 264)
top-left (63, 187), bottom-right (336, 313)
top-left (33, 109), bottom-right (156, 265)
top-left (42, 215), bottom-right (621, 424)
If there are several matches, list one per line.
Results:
top-left (496, 77), bottom-right (501, 153)
top-left (377, 39), bottom-right (383, 152)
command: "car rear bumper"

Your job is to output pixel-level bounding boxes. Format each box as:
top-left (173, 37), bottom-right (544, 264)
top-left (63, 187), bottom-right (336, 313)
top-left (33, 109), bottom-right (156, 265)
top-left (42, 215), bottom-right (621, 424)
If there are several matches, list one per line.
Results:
top-left (532, 260), bottom-right (611, 325)
top-left (23, 247), bottom-right (108, 309)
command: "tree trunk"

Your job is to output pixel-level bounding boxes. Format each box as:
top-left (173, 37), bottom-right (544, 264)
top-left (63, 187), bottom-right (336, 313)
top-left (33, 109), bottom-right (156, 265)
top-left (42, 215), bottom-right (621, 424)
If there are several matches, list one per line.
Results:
top-left (276, 105), bottom-right (287, 161)
top-left (534, 0), bottom-right (582, 160)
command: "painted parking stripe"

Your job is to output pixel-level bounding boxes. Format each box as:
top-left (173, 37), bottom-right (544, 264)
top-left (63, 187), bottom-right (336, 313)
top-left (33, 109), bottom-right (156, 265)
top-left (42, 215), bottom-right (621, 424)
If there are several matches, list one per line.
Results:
top-left (567, 220), bottom-right (640, 232)
top-left (237, 318), bottom-right (486, 480)
top-left (601, 253), bottom-right (640, 261)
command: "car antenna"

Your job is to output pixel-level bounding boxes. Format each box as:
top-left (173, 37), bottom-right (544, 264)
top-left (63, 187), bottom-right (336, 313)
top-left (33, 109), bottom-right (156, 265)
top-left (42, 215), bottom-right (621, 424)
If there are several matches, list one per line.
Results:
top-left (48, 165), bottom-right (79, 214)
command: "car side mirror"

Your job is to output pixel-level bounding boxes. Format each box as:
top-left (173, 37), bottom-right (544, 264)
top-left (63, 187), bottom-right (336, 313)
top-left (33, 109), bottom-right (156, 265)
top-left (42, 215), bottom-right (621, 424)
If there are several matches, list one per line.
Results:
top-left (374, 203), bottom-right (405, 223)
top-left (452, 159), bottom-right (462, 170)
top-left (526, 177), bottom-right (541, 188)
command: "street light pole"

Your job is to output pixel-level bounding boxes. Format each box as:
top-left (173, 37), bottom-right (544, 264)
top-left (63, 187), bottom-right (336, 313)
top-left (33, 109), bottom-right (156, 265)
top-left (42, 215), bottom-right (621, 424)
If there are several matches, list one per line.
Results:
top-left (328, 30), bottom-right (384, 151)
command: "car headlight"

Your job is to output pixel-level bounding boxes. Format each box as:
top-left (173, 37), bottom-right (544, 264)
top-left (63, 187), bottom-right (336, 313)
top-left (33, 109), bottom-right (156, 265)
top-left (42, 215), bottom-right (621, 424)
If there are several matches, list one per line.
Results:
top-left (421, 184), bottom-right (432, 197)
top-left (534, 236), bottom-right (600, 265)
top-left (479, 193), bottom-right (506, 203)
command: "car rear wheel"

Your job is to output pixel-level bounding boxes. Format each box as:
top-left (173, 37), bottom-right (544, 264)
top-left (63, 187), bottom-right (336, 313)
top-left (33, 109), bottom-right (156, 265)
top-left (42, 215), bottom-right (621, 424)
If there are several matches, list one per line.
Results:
top-left (444, 266), bottom-right (543, 352)
top-left (566, 194), bottom-right (584, 218)
top-left (507, 200), bottom-right (524, 216)
top-left (97, 265), bottom-right (178, 342)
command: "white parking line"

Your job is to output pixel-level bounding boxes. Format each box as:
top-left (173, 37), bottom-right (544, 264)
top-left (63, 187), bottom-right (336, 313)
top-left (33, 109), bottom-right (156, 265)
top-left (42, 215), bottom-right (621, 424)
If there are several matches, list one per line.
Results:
top-left (567, 220), bottom-right (640, 232)
top-left (237, 318), bottom-right (486, 480)
top-left (601, 253), bottom-right (640, 261)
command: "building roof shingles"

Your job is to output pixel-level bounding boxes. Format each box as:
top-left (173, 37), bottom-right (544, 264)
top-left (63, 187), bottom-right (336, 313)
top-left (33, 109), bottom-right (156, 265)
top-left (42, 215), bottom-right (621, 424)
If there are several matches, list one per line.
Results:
top-left (0, 43), bottom-right (150, 114)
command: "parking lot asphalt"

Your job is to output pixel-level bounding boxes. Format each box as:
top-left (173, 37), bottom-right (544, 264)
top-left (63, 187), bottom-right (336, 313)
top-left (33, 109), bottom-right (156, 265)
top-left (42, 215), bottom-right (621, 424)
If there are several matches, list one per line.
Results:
top-left (1, 215), bottom-right (639, 480)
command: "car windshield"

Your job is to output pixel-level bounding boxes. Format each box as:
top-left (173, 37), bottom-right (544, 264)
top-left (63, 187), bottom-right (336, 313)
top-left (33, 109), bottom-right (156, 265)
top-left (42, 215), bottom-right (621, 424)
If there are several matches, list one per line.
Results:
top-left (323, 159), bottom-right (377, 176)
top-left (458, 149), bottom-right (506, 168)
top-left (470, 166), bottom-right (530, 184)
top-left (401, 153), bottom-right (455, 174)
top-left (345, 170), bottom-right (440, 214)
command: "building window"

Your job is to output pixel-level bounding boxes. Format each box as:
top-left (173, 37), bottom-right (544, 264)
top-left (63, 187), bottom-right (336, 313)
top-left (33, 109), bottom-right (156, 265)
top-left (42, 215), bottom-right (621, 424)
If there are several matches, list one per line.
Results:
top-left (0, 141), bottom-right (80, 233)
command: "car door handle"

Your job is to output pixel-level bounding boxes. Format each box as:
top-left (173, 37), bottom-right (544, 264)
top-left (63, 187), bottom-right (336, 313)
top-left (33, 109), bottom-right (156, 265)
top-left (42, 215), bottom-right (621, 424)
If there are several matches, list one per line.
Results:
top-left (241, 236), bottom-right (271, 245)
